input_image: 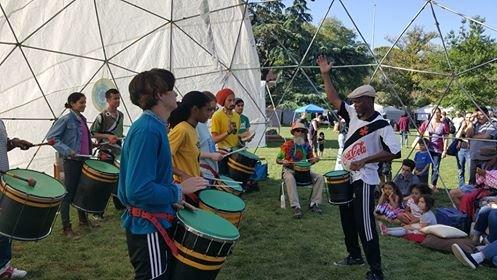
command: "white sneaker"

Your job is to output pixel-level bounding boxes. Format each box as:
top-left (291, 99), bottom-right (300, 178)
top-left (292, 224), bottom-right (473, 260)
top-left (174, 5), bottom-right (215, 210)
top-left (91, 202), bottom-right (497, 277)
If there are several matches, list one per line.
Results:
top-left (0, 265), bottom-right (27, 278)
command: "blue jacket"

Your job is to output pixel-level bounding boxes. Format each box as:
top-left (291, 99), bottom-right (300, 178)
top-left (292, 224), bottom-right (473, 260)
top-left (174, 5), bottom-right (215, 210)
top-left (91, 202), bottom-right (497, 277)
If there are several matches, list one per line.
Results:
top-left (46, 110), bottom-right (91, 158)
top-left (118, 110), bottom-right (182, 234)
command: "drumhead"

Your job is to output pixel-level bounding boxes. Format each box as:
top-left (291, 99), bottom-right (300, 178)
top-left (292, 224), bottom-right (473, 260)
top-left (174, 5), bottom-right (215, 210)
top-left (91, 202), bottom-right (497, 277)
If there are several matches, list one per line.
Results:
top-left (177, 208), bottom-right (240, 241)
top-left (219, 175), bottom-right (243, 192)
top-left (295, 160), bottom-right (311, 168)
top-left (324, 170), bottom-right (349, 178)
top-left (85, 159), bottom-right (119, 175)
top-left (2, 169), bottom-right (65, 198)
top-left (199, 190), bottom-right (245, 212)
top-left (238, 150), bottom-right (259, 161)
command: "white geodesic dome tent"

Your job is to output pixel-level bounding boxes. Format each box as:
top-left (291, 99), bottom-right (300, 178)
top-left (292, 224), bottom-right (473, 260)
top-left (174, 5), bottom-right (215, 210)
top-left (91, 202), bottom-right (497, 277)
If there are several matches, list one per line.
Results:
top-left (0, 0), bottom-right (266, 173)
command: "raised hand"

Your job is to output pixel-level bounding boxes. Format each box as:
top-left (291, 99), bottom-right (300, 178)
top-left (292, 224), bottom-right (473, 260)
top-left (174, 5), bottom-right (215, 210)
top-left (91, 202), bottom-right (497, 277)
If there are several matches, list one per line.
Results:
top-left (317, 55), bottom-right (333, 73)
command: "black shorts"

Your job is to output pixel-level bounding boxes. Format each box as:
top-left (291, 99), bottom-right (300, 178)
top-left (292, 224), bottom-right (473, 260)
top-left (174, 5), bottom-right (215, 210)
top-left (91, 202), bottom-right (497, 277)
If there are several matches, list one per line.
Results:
top-left (126, 230), bottom-right (172, 280)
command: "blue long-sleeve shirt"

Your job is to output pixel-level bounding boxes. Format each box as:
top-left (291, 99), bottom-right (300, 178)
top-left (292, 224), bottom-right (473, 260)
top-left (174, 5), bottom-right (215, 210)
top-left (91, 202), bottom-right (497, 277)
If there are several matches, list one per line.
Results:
top-left (118, 110), bottom-right (182, 234)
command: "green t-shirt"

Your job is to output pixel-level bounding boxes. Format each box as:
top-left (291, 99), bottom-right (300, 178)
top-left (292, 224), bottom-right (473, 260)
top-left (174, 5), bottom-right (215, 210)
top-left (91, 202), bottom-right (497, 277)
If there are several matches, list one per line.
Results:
top-left (239, 114), bottom-right (250, 134)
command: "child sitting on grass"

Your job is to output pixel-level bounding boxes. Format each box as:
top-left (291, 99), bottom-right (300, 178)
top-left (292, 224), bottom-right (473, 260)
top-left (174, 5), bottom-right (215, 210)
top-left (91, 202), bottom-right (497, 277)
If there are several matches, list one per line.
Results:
top-left (375, 182), bottom-right (403, 223)
top-left (396, 184), bottom-right (432, 225)
top-left (380, 194), bottom-right (436, 236)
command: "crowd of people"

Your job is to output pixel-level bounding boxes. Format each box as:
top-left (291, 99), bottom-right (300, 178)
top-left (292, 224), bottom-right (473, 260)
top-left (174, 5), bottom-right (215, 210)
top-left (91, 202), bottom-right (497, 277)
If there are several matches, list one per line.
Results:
top-left (2, 55), bottom-right (497, 279)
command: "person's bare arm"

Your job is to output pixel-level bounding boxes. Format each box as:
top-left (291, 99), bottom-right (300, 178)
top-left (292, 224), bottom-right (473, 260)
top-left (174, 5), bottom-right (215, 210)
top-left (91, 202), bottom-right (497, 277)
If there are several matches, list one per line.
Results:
top-left (317, 55), bottom-right (342, 109)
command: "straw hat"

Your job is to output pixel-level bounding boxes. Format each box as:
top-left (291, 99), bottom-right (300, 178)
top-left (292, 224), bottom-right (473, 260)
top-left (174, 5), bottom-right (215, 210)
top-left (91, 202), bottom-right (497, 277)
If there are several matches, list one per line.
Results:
top-left (291, 121), bottom-right (308, 135)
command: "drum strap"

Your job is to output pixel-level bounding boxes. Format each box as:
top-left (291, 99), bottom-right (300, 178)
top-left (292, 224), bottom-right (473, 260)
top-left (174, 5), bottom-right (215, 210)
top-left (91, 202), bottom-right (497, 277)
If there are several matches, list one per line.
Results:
top-left (200, 163), bottom-right (219, 179)
top-left (128, 207), bottom-right (178, 257)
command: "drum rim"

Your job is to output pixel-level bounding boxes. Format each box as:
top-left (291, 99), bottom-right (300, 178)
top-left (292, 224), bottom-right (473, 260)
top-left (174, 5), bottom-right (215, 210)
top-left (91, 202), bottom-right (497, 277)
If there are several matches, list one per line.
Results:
top-left (0, 225), bottom-right (53, 241)
top-left (84, 159), bottom-right (119, 175)
top-left (324, 170), bottom-right (350, 177)
top-left (198, 190), bottom-right (246, 213)
top-left (328, 198), bottom-right (353, 205)
top-left (1, 170), bottom-right (66, 200)
top-left (217, 176), bottom-right (243, 192)
top-left (176, 210), bottom-right (240, 242)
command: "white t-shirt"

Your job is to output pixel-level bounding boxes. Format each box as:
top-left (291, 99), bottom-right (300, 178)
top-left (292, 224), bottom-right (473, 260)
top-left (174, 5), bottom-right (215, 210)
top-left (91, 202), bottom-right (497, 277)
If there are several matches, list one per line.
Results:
top-left (338, 102), bottom-right (401, 185)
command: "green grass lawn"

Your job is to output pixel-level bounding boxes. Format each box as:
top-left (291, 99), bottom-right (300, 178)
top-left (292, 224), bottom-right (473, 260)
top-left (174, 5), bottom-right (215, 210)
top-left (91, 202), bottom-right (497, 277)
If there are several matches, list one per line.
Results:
top-left (13, 127), bottom-right (495, 279)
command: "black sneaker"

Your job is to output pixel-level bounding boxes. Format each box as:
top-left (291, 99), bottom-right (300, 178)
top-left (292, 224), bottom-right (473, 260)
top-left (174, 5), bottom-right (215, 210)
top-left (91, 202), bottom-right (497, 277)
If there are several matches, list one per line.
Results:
top-left (365, 271), bottom-right (384, 280)
top-left (292, 207), bottom-right (303, 219)
top-left (333, 255), bottom-right (365, 266)
top-left (309, 204), bottom-right (323, 214)
top-left (451, 244), bottom-right (479, 269)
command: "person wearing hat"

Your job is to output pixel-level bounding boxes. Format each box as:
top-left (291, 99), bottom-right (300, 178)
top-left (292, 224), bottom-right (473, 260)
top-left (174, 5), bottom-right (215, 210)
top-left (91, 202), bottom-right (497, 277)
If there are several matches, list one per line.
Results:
top-left (276, 121), bottom-right (324, 219)
top-left (210, 88), bottom-right (241, 175)
top-left (318, 55), bottom-right (401, 280)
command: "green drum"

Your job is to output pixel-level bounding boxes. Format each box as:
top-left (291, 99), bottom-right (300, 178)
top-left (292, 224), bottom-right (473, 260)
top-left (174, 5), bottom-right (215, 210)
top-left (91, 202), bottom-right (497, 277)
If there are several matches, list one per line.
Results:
top-left (171, 209), bottom-right (240, 280)
top-left (215, 175), bottom-right (244, 196)
top-left (227, 150), bottom-right (259, 182)
top-left (324, 170), bottom-right (351, 205)
top-left (73, 159), bottom-right (119, 214)
top-left (294, 160), bottom-right (312, 186)
top-left (198, 189), bottom-right (246, 228)
top-left (0, 169), bottom-right (66, 241)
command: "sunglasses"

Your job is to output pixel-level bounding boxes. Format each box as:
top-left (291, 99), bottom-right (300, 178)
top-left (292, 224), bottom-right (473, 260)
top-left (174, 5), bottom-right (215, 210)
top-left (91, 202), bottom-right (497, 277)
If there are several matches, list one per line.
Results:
top-left (294, 129), bottom-right (306, 133)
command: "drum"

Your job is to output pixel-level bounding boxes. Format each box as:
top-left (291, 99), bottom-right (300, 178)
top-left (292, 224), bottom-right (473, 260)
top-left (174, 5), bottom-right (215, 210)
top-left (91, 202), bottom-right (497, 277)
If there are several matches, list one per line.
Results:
top-left (171, 209), bottom-right (240, 280)
top-left (0, 169), bottom-right (66, 241)
top-left (198, 189), bottom-right (245, 228)
top-left (73, 159), bottom-right (119, 214)
top-left (294, 161), bottom-right (312, 186)
top-left (112, 154), bottom-right (121, 197)
top-left (227, 150), bottom-right (259, 182)
top-left (324, 170), bottom-right (352, 205)
top-left (214, 175), bottom-right (244, 196)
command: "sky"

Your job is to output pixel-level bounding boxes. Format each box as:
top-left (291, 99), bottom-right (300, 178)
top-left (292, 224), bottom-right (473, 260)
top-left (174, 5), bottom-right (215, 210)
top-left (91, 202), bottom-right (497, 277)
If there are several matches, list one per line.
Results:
top-left (281, 0), bottom-right (497, 48)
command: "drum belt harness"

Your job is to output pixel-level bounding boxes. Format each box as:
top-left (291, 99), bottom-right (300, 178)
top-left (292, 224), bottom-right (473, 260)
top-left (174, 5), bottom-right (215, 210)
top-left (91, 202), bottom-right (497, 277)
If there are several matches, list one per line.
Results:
top-left (128, 207), bottom-right (179, 257)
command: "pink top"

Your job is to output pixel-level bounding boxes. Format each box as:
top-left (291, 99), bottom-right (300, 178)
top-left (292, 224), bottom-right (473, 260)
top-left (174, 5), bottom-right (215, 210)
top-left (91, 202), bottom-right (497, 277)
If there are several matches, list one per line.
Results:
top-left (79, 115), bottom-right (90, 155)
top-left (476, 169), bottom-right (497, 189)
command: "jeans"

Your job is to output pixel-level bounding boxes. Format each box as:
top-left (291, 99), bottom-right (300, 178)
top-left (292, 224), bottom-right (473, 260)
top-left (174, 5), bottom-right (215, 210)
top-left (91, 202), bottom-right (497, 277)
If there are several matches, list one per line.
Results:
top-left (429, 151), bottom-right (442, 187)
top-left (482, 240), bottom-right (497, 266)
top-left (474, 207), bottom-right (497, 243)
top-left (400, 131), bottom-right (409, 147)
top-left (456, 148), bottom-right (470, 187)
top-left (0, 237), bottom-right (11, 268)
top-left (61, 159), bottom-right (88, 228)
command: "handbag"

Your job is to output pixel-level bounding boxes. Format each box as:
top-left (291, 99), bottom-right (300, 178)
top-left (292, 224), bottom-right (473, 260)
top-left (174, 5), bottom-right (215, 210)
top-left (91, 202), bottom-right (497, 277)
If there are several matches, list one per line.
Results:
top-left (446, 139), bottom-right (460, 156)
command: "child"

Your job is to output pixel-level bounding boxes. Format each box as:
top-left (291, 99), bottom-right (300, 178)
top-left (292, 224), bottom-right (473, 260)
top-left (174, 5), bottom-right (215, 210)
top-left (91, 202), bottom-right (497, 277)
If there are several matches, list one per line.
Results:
top-left (396, 184), bottom-right (432, 225)
top-left (375, 182), bottom-right (403, 223)
top-left (414, 138), bottom-right (431, 184)
top-left (317, 132), bottom-right (325, 157)
top-left (380, 194), bottom-right (436, 236)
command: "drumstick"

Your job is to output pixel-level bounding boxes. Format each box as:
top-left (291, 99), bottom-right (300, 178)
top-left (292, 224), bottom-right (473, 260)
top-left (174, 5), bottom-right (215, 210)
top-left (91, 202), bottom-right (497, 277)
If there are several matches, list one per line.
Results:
top-left (31, 138), bottom-right (56, 147)
top-left (202, 176), bottom-right (242, 185)
top-left (0, 170), bottom-right (37, 187)
top-left (222, 147), bottom-right (248, 158)
top-left (183, 201), bottom-right (197, 212)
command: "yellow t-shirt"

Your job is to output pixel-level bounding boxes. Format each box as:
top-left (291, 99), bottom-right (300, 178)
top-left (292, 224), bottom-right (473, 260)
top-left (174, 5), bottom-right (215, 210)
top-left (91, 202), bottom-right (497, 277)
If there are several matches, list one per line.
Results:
top-left (168, 121), bottom-right (200, 181)
top-left (211, 109), bottom-right (241, 149)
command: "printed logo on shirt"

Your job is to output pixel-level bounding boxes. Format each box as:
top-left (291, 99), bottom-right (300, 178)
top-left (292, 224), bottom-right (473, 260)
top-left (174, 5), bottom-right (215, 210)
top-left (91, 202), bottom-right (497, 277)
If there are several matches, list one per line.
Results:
top-left (343, 141), bottom-right (366, 161)
top-left (359, 126), bottom-right (369, 136)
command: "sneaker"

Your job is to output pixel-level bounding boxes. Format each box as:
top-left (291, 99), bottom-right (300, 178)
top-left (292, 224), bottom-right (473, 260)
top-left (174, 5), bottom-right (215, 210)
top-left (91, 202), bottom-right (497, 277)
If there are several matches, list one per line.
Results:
top-left (292, 207), bottom-right (303, 219)
top-left (309, 204), bottom-right (323, 214)
top-left (451, 244), bottom-right (479, 269)
top-left (0, 264), bottom-right (27, 279)
top-left (333, 255), bottom-right (365, 266)
top-left (365, 271), bottom-right (384, 280)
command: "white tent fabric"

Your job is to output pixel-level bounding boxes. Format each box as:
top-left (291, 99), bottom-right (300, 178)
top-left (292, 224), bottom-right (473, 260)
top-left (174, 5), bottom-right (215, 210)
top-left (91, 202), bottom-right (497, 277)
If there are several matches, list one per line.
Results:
top-left (0, 0), bottom-right (265, 173)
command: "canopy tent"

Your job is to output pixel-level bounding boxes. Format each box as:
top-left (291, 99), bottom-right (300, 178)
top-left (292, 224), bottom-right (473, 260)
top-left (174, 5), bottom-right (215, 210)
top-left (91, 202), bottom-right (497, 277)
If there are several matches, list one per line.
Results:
top-left (292, 104), bottom-right (326, 124)
top-left (383, 106), bottom-right (405, 122)
top-left (294, 104), bottom-right (325, 114)
top-left (0, 0), bottom-right (265, 173)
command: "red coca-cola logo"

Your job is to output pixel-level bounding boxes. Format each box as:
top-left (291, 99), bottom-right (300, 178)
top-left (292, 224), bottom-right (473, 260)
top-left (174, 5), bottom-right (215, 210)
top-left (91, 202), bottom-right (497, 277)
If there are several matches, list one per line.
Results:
top-left (343, 141), bottom-right (366, 161)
